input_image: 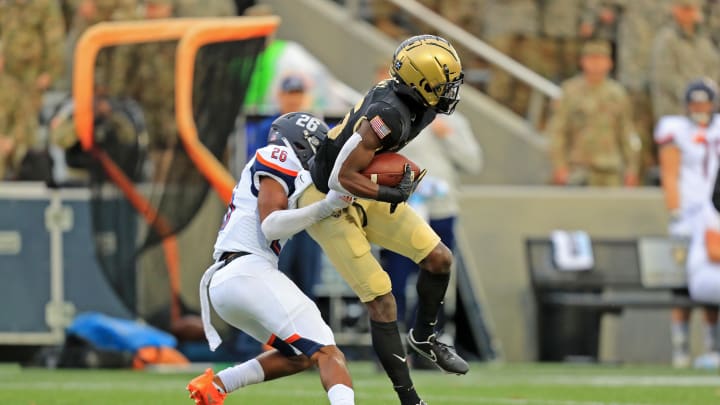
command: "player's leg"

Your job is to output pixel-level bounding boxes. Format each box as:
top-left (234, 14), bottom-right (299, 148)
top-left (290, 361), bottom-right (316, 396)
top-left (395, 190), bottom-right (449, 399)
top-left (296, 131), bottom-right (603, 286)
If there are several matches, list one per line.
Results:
top-left (216, 255), bottom-right (354, 403)
top-left (380, 248), bottom-right (417, 329)
top-left (299, 185), bottom-right (423, 405)
top-left (688, 266), bottom-right (720, 369)
top-left (366, 202), bottom-right (468, 375)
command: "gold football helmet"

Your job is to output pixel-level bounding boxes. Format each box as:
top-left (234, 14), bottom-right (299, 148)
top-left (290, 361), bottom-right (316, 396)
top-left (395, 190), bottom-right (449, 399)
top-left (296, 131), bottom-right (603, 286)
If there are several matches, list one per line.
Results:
top-left (390, 35), bottom-right (463, 114)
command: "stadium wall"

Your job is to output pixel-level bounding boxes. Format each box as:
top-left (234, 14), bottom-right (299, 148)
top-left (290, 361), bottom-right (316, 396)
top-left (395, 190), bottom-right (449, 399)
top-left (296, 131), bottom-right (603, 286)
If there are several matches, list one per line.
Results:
top-left (456, 186), bottom-right (709, 363)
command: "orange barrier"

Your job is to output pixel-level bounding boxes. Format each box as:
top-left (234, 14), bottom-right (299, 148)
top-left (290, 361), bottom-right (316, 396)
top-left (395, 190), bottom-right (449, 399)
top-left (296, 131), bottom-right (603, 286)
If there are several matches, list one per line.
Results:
top-left (175, 18), bottom-right (279, 203)
top-left (73, 19), bottom-right (204, 151)
top-left (72, 17), bottom-right (278, 321)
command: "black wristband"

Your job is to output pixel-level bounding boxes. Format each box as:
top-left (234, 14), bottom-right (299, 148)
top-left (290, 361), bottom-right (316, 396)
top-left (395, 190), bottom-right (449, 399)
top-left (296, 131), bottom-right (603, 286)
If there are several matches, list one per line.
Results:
top-left (377, 185), bottom-right (405, 203)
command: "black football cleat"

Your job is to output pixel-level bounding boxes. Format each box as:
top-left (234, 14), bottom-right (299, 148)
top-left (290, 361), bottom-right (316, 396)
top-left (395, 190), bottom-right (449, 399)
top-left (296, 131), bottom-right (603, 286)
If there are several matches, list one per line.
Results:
top-left (407, 329), bottom-right (469, 375)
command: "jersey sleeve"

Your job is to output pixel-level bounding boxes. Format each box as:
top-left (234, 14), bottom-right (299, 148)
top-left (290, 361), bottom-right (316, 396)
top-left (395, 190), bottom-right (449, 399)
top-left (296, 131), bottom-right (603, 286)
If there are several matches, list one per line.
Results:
top-left (364, 102), bottom-right (406, 148)
top-left (654, 116), bottom-right (680, 145)
top-left (251, 145), bottom-right (303, 196)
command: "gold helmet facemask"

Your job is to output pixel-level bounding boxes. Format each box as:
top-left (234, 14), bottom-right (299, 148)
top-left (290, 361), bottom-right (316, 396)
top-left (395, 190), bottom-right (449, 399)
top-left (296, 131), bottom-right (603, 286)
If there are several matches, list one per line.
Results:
top-left (390, 35), bottom-right (464, 114)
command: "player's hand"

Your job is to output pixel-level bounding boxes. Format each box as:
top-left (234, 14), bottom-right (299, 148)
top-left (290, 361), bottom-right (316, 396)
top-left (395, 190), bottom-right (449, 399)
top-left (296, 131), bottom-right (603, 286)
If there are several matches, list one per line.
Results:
top-left (325, 190), bottom-right (354, 210)
top-left (390, 164), bottom-right (415, 213)
top-left (552, 168), bottom-right (569, 185)
top-left (624, 172), bottom-right (639, 187)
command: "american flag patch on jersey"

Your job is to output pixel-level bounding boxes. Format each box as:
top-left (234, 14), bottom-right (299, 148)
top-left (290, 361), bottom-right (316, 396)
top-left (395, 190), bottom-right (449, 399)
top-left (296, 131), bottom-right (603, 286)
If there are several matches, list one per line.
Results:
top-left (370, 115), bottom-right (391, 139)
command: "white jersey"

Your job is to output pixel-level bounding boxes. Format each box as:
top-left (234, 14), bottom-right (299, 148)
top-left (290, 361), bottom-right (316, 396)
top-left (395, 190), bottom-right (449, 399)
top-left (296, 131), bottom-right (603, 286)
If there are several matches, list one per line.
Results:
top-left (213, 144), bottom-right (312, 263)
top-left (655, 115), bottom-right (720, 236)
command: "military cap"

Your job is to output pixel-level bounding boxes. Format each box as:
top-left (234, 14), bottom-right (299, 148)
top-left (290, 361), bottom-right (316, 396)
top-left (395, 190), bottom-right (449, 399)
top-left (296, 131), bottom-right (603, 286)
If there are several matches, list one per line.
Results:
top-left (581, 40), bottom-right (611, 56)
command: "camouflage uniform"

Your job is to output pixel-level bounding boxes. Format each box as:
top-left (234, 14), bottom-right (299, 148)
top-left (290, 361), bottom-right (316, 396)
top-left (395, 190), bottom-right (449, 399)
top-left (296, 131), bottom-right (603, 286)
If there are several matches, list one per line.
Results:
top-left (581, 0), bottom-right (623, 43)
top-left (650, 21), bottom-right (720, 120)
top-left (128, 41), bottom-right (177, 151)
top-left (615, 0), bottom-right (672, 176)
top-left (174, 0), bottom-right (236, 17)
top-left (0, 58), bottom-right (36, 180)
top-left (548, 43), bottom-right (640, 187)
top-left (484, 0), bottom-right (541, 115)
top-left (539, 0), bottom-right (583, 83)
top-left (0, 0), bottom-right (66, 110)
top-left (705, 0), bottom-right (720, 46)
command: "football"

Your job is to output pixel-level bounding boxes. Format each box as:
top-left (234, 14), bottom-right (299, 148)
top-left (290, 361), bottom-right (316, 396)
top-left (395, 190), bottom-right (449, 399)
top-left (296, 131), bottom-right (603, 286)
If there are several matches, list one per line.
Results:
top-left (360, 152), bottom-right (421, 187)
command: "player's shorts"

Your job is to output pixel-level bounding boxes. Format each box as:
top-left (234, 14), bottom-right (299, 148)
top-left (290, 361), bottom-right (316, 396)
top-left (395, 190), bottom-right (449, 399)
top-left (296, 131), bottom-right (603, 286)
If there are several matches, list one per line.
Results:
top-left (298, 184), bottom-right (441, 302)
top-left (208, 254), bottom-right (335, 357)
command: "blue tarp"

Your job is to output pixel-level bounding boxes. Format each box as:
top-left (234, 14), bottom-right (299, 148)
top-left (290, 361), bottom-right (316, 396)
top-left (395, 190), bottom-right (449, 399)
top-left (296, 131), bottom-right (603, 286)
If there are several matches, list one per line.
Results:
top-left (67, 312), bottom-right (176, 353)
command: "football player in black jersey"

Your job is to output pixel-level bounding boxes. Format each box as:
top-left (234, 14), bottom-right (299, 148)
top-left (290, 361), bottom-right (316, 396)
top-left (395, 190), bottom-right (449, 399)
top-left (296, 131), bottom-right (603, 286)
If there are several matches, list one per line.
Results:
top-left (298, 35), bottom-right (468, 405)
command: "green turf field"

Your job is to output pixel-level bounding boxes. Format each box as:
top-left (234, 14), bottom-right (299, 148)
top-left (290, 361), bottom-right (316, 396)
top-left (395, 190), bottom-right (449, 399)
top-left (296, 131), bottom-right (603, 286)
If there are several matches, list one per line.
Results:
top-left (1, 362), bottom-right (718, 405)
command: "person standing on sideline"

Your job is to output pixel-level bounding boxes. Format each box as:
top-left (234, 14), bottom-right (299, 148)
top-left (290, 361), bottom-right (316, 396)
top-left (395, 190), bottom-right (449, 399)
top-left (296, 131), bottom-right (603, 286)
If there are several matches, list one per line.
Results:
top-left (656, 78), bottom-right (720, 369)
top-left (549, 40), bottom-right (640, 187)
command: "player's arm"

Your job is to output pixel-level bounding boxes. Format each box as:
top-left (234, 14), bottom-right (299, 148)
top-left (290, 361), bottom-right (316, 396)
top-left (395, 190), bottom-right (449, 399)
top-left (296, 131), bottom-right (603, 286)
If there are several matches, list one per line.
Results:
top-left (658, 144), bottom-right (681, 213)
top-left (258, 177), bottom-right (351, 241)
top-left (333, 120), bottom-right (383, 198)
top-left (654, 118), bottom-right (680, 214)
top-left (332, 120), bottom-right (414, 204)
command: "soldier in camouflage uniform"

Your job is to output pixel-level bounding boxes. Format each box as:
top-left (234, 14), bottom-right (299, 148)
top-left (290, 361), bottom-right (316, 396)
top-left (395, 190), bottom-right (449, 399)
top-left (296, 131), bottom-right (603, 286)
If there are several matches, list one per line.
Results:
top-left (548, 41), bottom-right (640, 187)
top-left (484, 0), bottom-right (542, 115)
top-left (0, 0), bottom-right (65, 113)
top-left (580, 0), bottom-right (622, 42)
top-left (125, 0), bottom-right (176, 180)
top-left (62, 0), bottom-right (138, 93)
top-left (616, 0), bottom-right (672, 178)
top-left (538, 0), bottom-right (583, 84)
top-left (651, 0), bottom-right (720, 121)
top-left (0, 41), bottom-right (37, 181)
top-left (174, 0), bottom-right (236, 17)
top-left (704, 0), bottom-right (720, 47)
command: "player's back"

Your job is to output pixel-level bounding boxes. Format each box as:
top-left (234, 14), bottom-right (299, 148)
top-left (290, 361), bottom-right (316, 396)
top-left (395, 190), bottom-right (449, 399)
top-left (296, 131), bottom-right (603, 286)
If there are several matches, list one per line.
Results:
top-left (213, 144), bottom-right (305, 263)
top-left (311, 79), bottom-right (436, 192)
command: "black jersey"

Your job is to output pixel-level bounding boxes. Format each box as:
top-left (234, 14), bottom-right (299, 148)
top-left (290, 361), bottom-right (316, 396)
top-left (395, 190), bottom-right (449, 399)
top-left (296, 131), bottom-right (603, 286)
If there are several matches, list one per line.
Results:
top-left (311, 79), bottom-right (436, 193)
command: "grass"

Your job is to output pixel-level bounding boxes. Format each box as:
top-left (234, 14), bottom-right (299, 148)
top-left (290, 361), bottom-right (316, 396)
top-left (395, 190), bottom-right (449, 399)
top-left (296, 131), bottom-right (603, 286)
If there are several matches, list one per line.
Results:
top-left (0, 362), bottom-right (719, 405)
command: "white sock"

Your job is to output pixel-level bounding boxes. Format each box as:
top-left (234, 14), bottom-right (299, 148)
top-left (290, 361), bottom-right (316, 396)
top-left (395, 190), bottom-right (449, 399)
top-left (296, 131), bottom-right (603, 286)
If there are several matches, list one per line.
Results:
top-left (217, 358), bottom-right (265, 393)
top-left (327, 384), bottom-right (355, 405)
top-left (703, 323), bottom-right (719, 353)
top-left (671, 322), bottom-right (689, 354)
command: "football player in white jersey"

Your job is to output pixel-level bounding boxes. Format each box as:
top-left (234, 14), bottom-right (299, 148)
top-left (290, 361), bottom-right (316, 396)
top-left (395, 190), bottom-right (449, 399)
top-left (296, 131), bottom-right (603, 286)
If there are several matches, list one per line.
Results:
top-left (187, 112), bottom-right (355, 405)
top-left (656, 78), bottom-right (720, 368)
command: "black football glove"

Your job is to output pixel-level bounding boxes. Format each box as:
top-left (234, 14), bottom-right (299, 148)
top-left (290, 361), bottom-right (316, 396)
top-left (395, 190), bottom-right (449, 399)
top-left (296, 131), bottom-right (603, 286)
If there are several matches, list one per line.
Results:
top-left (377, 164), bottom-right (415, 213)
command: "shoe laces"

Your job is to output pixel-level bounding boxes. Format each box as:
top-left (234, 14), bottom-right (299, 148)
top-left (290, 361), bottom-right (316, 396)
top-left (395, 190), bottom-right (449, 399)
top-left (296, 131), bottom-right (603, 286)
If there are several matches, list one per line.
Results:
top-left (429, 336), bottom-right (455, 358)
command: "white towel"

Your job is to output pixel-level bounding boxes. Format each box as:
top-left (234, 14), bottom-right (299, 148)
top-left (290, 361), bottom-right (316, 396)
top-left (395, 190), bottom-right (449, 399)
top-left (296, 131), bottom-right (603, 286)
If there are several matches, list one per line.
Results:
top-left (199, 261), bottom-right (226, 351)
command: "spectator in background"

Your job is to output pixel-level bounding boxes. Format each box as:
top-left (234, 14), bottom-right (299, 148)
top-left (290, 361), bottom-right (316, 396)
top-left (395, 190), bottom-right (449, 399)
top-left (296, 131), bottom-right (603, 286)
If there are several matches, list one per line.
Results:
top-left (651, 0), bottom-right (720, 122)
top-left (64, 0), bottom-right (138, 94)
top-left (127, 0), bottom-right (177, 180)
top-left (616, 0), bottom-right (672, 182)
top-left (0, 0), bottom-right (65, 115)
top-left (655, 78), bottom-right (720, 369)
top-left (580, 0), bottom-right (622, 62)
top-left (548, 40), bottom-right (640, 187)
top-left (174, 0), bottom-right (236, 17)
top-left (245, 74), bottom-right (311, 161)
top-left (365, 0), bottom-right (417, 40)
top-left (484, 0), bottom-right (541, 116)
top-left (0, 41), bottom-right (37, 181)
top-left (538, 0), bottom-right (583, 84)
top-left (704, 0), bottom-right (720, 47)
